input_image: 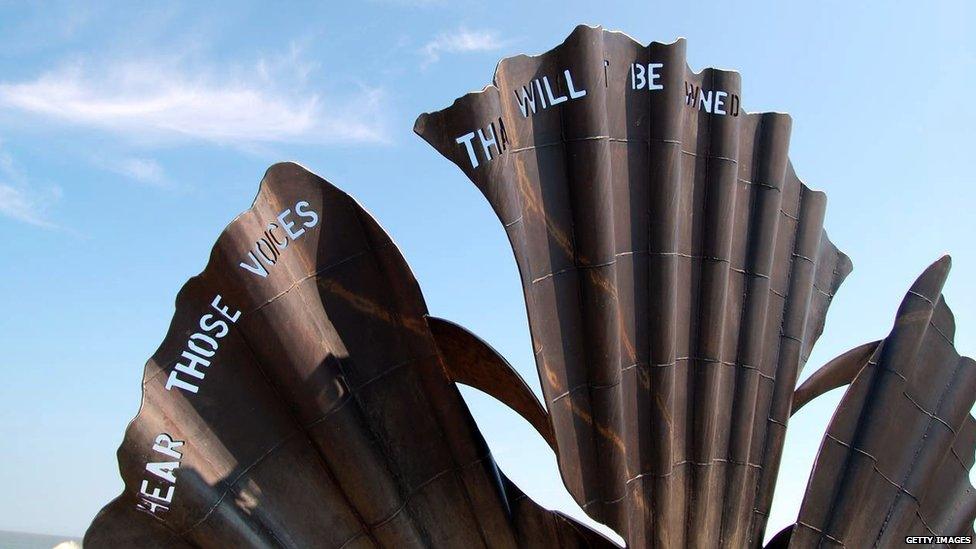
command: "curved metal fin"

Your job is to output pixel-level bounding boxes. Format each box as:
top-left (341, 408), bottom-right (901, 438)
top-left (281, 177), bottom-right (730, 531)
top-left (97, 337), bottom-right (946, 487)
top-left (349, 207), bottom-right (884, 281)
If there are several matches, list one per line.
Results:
top-left (429, 316), bottom-right (557, 451)
top-left (788, 256), bottom-right (976, 547)
top-left (790, 340), bottom-right (881, 415)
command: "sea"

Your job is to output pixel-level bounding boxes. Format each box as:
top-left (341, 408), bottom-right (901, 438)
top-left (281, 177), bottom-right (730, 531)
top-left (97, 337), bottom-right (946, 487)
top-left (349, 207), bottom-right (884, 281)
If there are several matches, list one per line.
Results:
top-left (0, 531), bottom-right (81, 548)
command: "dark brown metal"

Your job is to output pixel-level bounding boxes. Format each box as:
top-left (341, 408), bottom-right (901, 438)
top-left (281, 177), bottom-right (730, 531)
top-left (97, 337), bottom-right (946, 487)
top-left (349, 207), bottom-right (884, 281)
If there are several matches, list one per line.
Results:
top-left (784, 257), bottom-right (976, 547)
top-left (430, 316), bottom-right (558, 450)
top-left (415, 24), bottom-right (852, 548)
top-left (790, 340), bottom-right (880, 414)
top-left (764, 525), bottom-right (795, 549)
top-left (84, 162), bottom-right (614, 548)
top-left (83, 24), bottom-right (976, 549)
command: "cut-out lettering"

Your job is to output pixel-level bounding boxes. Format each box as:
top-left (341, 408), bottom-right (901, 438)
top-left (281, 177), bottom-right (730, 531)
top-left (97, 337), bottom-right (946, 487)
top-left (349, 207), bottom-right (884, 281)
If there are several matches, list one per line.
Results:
top-left (684, 81), bottom-right (739, 116)
top-left (165, 295), bottom-right (240, 394)
top-left (239, 200), bottom-right (320, 278)
top-left (512, 68), bottom-right (587, 119)
top-left (135, 433), bottom-right (185, 517)
top-left (630, 62), bottom-right (664, 91)
top-left (455, 117), bottom-right (509, 170)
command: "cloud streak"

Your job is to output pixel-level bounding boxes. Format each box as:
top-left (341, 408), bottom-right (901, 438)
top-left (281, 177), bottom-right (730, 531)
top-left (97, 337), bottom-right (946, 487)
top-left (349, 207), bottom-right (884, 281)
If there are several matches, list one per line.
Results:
top-left (96, 156), bottom-right (167, 186)
top-left (421, 27), bottom-right (505, 67)
top-left (0, 144), bottom-right (60, 228)
top-left (0, 184), bottom-right (57, 228)
top-left (0, 55), bottom-right (388, 146)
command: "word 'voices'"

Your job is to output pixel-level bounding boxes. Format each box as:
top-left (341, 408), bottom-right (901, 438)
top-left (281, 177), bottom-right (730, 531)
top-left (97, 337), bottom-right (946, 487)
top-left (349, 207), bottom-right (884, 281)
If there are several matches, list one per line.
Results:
top-left (239, 200), bottom-right (320, 278)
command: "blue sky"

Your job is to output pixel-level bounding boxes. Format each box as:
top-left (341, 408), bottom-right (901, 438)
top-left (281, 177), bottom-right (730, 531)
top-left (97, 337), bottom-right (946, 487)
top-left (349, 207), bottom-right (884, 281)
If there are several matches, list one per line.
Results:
top-left (1, 0), bottom-right (974, 541)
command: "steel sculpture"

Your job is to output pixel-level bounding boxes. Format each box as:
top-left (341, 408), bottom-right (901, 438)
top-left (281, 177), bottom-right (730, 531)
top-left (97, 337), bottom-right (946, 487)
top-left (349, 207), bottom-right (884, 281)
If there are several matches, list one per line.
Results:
top-left (416, 24), bottom-right (851, 548)
top-left (84, 162), bottom-right (613, 548)
top-left (415, 24), bottom-right (975, 548)
top-left (85, 24), bottom-right (976, 549)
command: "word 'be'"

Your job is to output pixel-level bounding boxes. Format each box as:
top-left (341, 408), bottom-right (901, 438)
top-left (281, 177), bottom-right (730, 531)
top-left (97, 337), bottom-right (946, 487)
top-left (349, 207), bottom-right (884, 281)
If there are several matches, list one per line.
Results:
top-left (630, 62), bottom-right (664, 90)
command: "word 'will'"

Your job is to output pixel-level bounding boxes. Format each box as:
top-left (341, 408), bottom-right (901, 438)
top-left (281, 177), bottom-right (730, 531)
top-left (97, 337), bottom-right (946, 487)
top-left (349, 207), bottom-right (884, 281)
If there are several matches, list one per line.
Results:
top-left (512, 68), bottom-right (587, 118)
top-left (135, 433), bottom-right (184, 516)
top-left (239, 200), bottom-right (319, 278)
top-left (165, 295), bottom-right (241, 394)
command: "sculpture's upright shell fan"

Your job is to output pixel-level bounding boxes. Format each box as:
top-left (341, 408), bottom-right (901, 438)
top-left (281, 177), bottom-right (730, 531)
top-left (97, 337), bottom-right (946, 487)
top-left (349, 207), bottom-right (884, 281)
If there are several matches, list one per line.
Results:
top-left (774, 258), bottom-right (976, 547)
top-left (85, 162), bottom-right (614, 549)
top-left (415, 25), bottom-right (852, 547)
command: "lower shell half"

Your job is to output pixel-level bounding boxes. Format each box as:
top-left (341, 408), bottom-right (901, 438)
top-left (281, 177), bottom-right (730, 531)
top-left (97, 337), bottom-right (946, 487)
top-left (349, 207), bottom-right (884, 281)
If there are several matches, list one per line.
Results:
top-left (84, 162), bottom-right (614, 549)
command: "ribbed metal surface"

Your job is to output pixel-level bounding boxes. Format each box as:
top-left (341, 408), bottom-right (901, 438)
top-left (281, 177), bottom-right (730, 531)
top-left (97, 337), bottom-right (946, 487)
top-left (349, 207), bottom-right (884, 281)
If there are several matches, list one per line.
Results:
top-left (84, 162), bottom-right (613, 549)
top-left (787, 257), bottom-right (976, 547)
top-left (415, 25), bottom-right (852, 547)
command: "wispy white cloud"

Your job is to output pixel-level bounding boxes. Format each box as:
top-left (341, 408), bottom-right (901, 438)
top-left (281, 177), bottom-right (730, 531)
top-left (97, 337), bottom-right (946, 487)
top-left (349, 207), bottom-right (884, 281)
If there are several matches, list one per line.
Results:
top-left (0, 184), bottom-right (56, 228)
top-left (421, 27), bottom-right (505, 67)
top-left (0, 143), bottom-right (61, 228)
top-left (0, 49), bottom-right (388, 146)
top-left (97, 156), bottom-right (167, 186)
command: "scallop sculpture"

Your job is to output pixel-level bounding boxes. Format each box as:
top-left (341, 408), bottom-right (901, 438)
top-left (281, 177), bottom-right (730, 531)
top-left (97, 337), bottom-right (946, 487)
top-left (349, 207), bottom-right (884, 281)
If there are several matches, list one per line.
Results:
top-left (84, 162), bottom-right (615, 549)
top-left (415, 25), bottom-right (854, 547)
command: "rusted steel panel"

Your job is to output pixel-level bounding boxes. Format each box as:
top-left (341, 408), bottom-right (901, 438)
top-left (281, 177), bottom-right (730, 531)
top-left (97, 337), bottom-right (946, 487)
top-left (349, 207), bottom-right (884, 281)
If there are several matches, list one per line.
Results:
top-left (415, 24), bottom-right (852, 547)
top-left (786, 257), bottom-right (976, 548)
top-left (790, 340), bottom-right (880, 414)
top-left (84, 162), bottom-right (615, 549)
top-left (430, 316), bottom-right (558, 450)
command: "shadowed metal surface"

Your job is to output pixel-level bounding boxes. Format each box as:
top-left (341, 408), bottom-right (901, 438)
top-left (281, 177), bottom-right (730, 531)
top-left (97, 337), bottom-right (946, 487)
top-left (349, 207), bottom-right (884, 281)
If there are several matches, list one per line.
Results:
top-left (84, 162), bottom-right (615, 549)
top-left (415, 24), bottom-right (852, 547)
top-left (790, 340), bottom-right (880, 414)
top-left (785, 257), bottom-right (976, 548)
top-left (430, 316), bottom-right (558, 450)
